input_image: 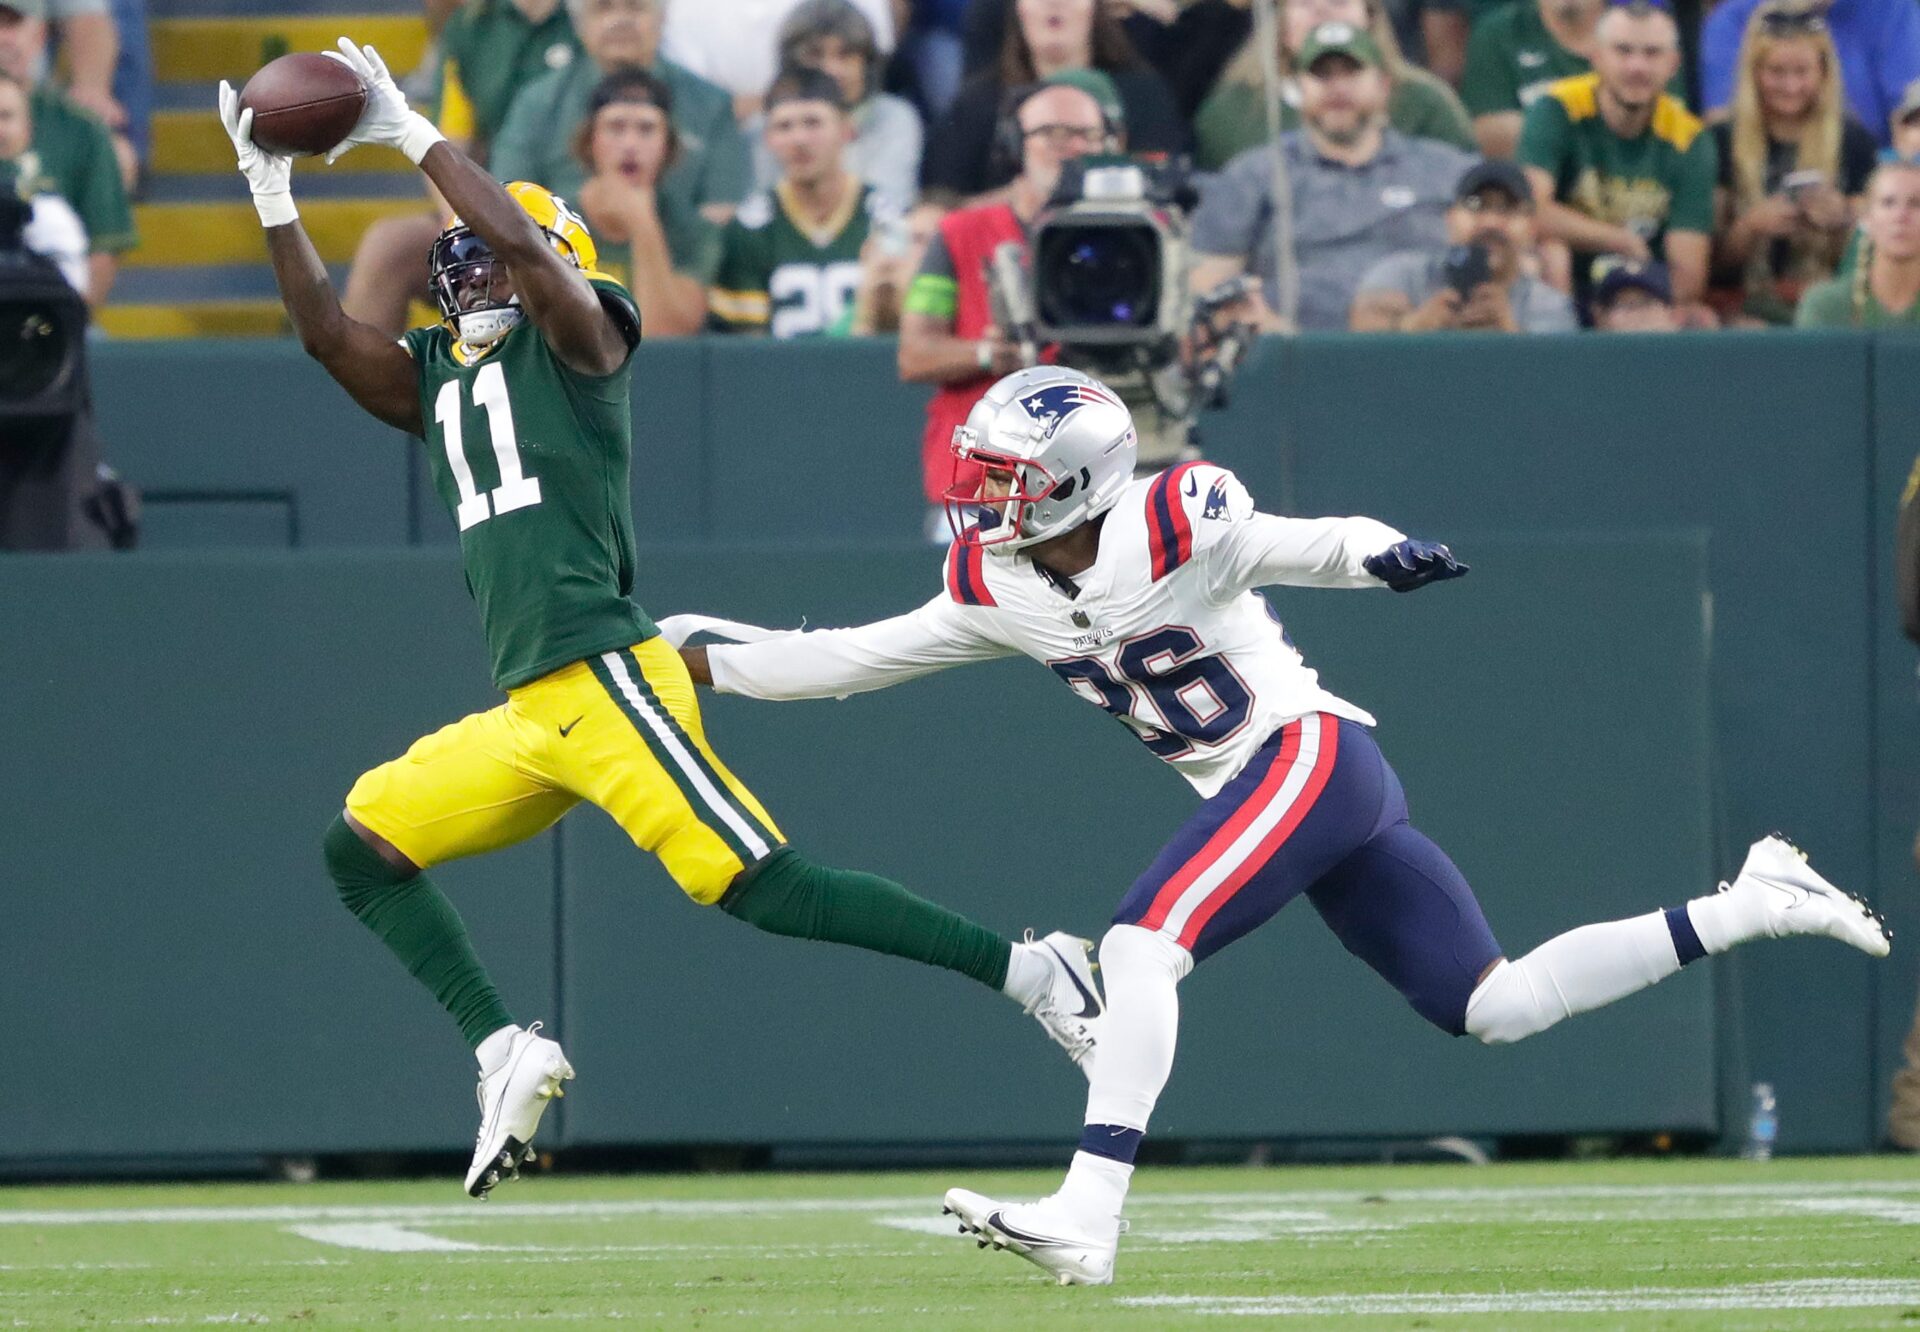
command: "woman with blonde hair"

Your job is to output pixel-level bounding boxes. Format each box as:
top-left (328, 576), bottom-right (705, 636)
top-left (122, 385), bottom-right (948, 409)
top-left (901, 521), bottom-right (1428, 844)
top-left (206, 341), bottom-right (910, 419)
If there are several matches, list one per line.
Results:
top-left (1192, 0), bottom-right (1473, 169)
top-left (1796, 157), bottom-right (1920, 326)
top-left (1713, 4), bottom-right (1876, 323)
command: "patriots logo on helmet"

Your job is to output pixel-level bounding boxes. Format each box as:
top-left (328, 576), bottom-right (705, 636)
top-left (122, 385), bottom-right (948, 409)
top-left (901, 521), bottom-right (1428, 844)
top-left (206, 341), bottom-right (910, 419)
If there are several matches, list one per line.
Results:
top-left (1020, 382), bottom-right (1121, 439)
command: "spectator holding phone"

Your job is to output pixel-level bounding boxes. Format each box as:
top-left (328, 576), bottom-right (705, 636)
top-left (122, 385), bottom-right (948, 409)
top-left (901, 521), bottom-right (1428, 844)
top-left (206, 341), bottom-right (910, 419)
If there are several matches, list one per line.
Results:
top-left (1350, 158), bottom-right (1577, 330)
top-left (1711, 4), bottom-right (1874, 323)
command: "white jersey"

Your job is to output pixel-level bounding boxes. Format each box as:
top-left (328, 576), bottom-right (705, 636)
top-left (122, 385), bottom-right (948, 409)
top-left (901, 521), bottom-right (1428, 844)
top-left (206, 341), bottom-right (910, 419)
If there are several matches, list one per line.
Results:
top-left (706, 464), bottom-right (1405, 798)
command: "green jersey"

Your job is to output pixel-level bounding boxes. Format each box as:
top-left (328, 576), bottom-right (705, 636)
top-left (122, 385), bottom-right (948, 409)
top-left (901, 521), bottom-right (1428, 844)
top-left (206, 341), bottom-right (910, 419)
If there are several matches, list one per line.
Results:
top-left (402, 277), bottom-right (656, 690)
top-left (709, 178), bottom-right (884, 337)
top-left (1519, 74), bottom-right (1716, 297)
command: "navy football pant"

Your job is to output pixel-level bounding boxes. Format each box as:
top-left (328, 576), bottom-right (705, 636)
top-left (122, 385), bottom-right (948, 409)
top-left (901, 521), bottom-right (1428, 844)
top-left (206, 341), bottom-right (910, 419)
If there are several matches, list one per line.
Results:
top-left (1112, 713), bottom-right (1504, 1035)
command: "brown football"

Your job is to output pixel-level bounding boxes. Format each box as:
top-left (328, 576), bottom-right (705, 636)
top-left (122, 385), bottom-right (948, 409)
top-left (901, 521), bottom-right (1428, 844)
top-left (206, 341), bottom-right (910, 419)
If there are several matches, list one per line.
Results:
top-left (238, 52), bottom-right (368, 157)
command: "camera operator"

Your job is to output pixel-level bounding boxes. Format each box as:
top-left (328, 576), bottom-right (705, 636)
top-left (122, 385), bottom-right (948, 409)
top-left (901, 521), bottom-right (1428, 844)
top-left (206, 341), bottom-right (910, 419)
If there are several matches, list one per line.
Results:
top-left (0, 158), bottom-right (130, 550)
top-left (1350, 159), bottom-right (1576, 331)
top-left (898, 74), bottom-right (1118, 540)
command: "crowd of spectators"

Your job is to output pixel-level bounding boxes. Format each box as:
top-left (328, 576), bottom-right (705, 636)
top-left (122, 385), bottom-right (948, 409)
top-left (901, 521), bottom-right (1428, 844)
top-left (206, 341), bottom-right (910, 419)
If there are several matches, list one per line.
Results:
top-left (312, 0), bottom-right (1920, 346)
top-left (8, 0), bottom-right (1920, 346)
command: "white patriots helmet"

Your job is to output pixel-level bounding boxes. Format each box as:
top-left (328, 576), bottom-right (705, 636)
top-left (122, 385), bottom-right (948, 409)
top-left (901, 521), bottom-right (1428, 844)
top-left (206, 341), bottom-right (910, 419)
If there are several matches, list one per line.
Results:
top-left (948, 367), bottom-right (1138, 556)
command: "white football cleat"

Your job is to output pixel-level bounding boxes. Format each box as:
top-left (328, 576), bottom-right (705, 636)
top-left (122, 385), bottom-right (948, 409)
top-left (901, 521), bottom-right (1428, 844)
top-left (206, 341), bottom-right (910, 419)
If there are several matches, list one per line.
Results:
top-left (1724, 834), bottom-right (1890, 958)
top-left (943, 1187), bottom-right (1123, 1286)
top-left (465, 1022), bottom-right (574, 1199)
top-left (1020, 931), bottom-right (1104, 1075)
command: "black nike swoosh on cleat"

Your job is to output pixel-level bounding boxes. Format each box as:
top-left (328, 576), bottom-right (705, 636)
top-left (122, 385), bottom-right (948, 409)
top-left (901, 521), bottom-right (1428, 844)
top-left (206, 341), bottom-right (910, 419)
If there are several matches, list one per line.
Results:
top-left (1044, 942), bottom-right (1103, 1018)
top-left (987, 1211), bottom-right (1073, 1248)
top-left (558, 716), bottom-right (584, 738)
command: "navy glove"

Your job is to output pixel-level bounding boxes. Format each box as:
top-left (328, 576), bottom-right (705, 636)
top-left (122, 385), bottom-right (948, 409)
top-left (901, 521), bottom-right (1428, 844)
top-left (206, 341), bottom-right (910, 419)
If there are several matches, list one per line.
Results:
top-left (1363, 539), bottom-right (1469, 593)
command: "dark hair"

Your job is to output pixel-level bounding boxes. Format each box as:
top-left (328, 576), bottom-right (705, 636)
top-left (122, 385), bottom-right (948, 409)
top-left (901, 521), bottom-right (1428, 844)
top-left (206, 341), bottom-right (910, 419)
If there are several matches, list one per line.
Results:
top-left (764, 64), bottom-right (848, 115)
top-left (570, 64), bottom-right (679, 172)
top-left (778, 0), bottom-right (877, 96)
top-left (998, 0), bottom-right (1140, 87)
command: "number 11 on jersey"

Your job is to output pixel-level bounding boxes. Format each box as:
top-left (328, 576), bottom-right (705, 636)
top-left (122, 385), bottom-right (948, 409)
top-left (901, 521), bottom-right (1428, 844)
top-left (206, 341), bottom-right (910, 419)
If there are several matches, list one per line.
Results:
top-left (436, 361), bottom-right (542, 531)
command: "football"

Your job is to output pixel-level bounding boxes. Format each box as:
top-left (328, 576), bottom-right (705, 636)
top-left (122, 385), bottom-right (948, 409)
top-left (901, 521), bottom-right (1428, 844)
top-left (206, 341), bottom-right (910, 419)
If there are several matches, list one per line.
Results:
top-left (238, 52), bottom-right (367, 157)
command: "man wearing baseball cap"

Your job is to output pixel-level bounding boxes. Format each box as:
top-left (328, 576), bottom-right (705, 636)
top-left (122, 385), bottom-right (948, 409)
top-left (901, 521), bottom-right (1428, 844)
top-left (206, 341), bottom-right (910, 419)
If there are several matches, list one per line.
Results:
top-left (1191, 20), bottom-right (1477, 331)
top-left (1352, 157), bottom-right (1577, 331)
top-left (1590, 257), bottom-right (1679, 331)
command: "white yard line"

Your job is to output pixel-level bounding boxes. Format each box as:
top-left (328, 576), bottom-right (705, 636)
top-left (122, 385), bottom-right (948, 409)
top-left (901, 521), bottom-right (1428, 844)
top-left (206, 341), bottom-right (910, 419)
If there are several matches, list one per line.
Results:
top-left (7, 1179), bottom-right (1920, 1228)
top-left (284, 1222), bottom-right (492, 1253)
top-left (1121, 1278), bottom-right (1920, 1316)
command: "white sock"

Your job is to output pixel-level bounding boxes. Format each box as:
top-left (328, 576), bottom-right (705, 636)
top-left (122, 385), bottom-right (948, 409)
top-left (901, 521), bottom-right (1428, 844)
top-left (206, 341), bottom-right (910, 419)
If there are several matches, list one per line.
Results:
top-left (1083, 924), bottom-right (1191, 1135)
top-left (1464, 911), bottom-right (1682, 1044)
top-left (474, 1023), bottom-right (521, 1070)
top-left (1001, 939), bottom-right (1051, 1008)
top-left (1684, 888), bottom-right (1766, 955)
top-left (1056, 1150), bottom-right (1133, 1221)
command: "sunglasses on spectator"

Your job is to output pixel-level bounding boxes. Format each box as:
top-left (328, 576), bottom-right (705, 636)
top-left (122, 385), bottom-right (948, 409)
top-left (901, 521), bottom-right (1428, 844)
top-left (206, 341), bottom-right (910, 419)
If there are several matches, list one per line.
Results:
top-left (1757, 7), bottom-right (1828, 34)
top-left (1605, 0), bottom-right (1674, 12)
top-left (1023, 124), bottom-right (1108, 147)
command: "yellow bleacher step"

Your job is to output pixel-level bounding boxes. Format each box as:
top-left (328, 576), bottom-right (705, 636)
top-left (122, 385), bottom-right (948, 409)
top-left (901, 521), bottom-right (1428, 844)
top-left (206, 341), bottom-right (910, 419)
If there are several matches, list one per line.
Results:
top-left (96, 300), bottom-right (288, 339)
top-left (129, 197), bottom-right (422, 266)
top-left (151, 15), bottom-right (427, 85)
top-left (151, 110), bottom-right (414, 175)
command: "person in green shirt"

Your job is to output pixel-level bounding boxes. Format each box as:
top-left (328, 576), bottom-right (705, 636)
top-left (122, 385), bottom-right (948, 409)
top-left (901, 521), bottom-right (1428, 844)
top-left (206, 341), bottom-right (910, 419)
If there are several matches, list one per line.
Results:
top-left (569, 65), bottom-right (718, 335)
top-left (491, 0), bottom-right (748, 229)
top-left (1461, 0), bottom-right (1683, 159)
top-left (710, 67), bottom-right (885, 337)
top-left (219, 37), bottom-right (1103, 1202)
top-left (344, 0), bottom-right (583, 335)
top-left (435, 0), bottom-right (581, 150)
top-left (0, 3), bottom-right (134, 304)
top-left (1797, 158), bottom-right (1920, 325)
top-left (1519, 2), bottom-right (1715, 312)
top-left (1194, 0), bottom-right (1474, 169)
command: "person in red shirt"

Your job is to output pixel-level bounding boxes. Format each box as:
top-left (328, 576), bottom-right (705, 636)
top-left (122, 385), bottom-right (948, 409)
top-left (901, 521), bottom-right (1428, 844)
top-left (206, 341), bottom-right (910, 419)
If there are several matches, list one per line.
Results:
top-left (897, 76), bottom-right (1120, 540)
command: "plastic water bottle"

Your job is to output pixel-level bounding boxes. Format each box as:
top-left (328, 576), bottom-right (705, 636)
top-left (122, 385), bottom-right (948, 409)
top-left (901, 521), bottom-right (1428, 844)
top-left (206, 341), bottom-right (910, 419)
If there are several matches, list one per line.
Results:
top-left (1744, 1082), bottom-right (1779, 1160)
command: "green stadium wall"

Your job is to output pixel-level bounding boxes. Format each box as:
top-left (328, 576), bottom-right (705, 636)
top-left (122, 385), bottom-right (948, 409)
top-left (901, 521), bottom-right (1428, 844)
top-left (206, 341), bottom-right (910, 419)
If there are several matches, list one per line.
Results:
top-left (1, 331), bottom-right (1906, 1159)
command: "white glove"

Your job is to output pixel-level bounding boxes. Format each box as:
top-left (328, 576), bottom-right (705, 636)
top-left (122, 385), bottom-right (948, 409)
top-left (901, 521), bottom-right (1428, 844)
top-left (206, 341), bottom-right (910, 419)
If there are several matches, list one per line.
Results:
top-left (216, 79), bottom-right (295, 227)
top-left (322, 37), bottom-right (445, 166)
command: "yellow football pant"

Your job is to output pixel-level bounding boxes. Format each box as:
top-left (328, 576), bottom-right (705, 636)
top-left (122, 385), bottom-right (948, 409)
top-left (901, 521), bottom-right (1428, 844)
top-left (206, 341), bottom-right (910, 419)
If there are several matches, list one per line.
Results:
top-left (345, 637), bottom-right (785, 905)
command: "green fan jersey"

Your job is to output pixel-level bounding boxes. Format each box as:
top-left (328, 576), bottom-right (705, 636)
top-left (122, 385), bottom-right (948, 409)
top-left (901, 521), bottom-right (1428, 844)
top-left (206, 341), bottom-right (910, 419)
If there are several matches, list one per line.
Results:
top-left (709, 177), bottom-right (887, 338)
top-left (402, 276), bottom-right (656, 690)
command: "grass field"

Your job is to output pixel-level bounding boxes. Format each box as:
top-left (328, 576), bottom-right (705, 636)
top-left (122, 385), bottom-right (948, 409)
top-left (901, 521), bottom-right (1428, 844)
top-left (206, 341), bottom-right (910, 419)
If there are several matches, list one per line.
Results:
top-left (6, 1157), bottom-right (1920, 1329)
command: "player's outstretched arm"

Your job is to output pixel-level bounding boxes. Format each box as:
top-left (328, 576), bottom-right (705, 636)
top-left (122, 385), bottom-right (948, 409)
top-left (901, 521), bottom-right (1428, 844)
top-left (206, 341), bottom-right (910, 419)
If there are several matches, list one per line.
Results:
top-left (324, 40), bottom-right (629, 378)
top-left (663, 602), bottom-right (1014, 702)
top-left (217, 81), bottom-right (420, 434)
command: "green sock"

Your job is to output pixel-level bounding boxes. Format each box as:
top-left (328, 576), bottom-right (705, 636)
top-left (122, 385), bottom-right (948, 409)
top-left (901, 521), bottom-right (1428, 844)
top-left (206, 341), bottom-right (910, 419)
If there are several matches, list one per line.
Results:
top-left (323, 815), bottom-right (516, 1050)
top-left (720, 846), bottom-right (1011, 990)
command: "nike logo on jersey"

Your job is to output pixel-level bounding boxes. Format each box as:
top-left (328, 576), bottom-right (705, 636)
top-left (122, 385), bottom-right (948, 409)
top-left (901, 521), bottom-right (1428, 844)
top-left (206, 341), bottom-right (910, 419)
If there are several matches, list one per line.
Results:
top-left (1045, 941), bottom-right (1104, 1018)
top-left (1184, 472), bottom-right (1199, 498)
top-left (558, 716), bottom-right (584, 738)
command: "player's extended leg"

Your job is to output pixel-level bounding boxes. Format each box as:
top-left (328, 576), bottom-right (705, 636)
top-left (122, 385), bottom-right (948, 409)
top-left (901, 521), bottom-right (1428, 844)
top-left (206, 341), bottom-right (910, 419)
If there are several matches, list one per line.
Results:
top-left (1308, 825), bottom-right (1891, 1046)
top-left (947, 712), bottom-right (1385, 1284)
top-left (546, 639), bottom-right (1101, 1062)
top-left (333, 703), bottom-right (581, 1197)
